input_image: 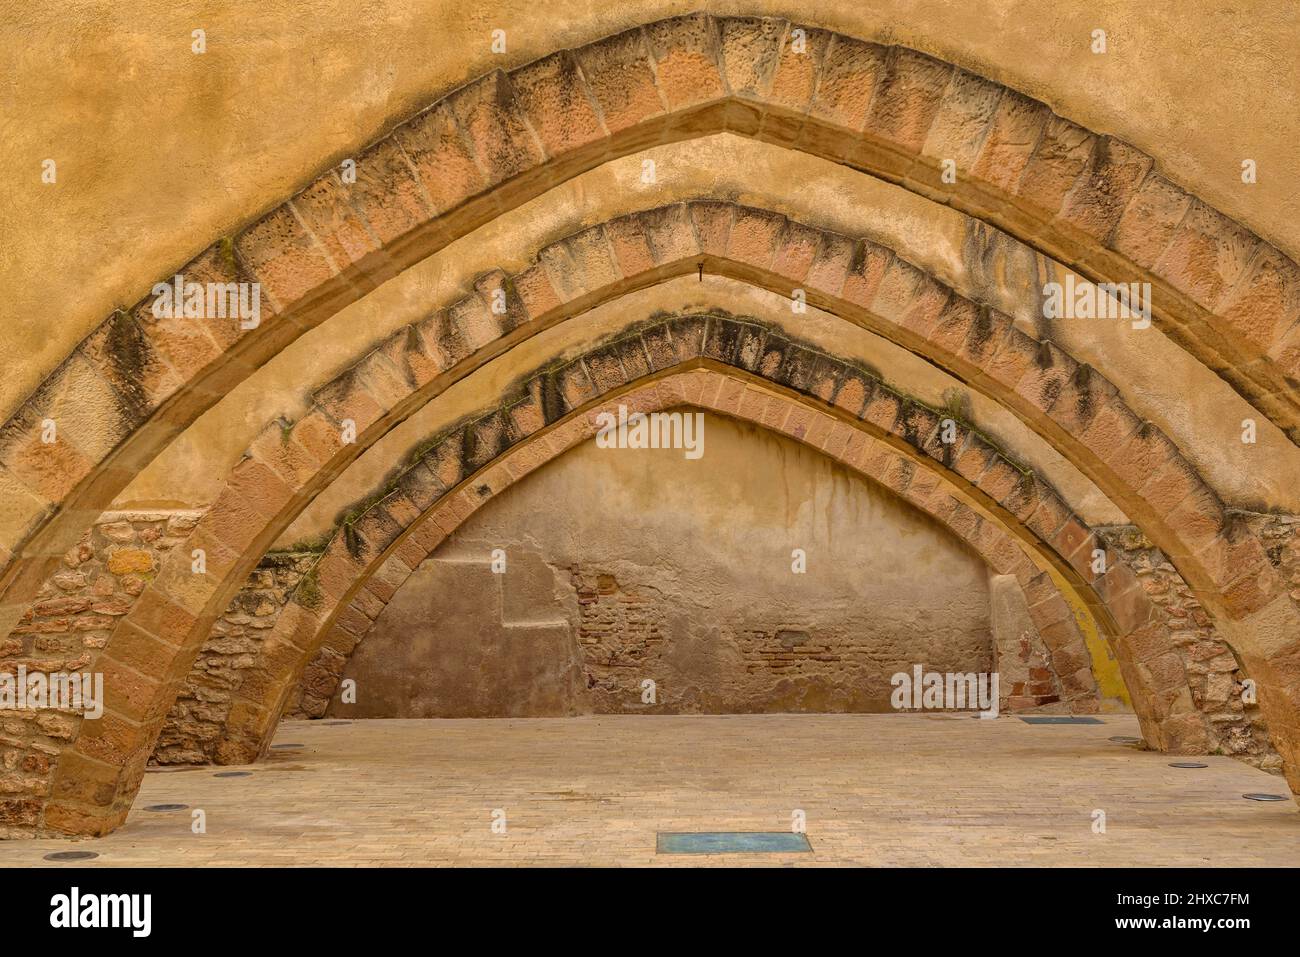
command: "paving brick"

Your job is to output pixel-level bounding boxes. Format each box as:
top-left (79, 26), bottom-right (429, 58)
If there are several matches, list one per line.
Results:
top-left (20, 712), bottom-right (1300, 864)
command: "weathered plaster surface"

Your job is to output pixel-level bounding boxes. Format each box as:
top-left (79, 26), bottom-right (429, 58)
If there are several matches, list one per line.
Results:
top-left (8, 0), bottom-right (1298, 470)
top-left (335, 415), bottom-right (996, 716)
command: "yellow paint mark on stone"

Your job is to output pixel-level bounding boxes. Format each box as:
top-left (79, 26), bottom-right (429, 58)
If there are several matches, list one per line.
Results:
top-left (1049, 566), bottom-right (1130, 709)
top-left (107, 548), bottom-right (153, 575)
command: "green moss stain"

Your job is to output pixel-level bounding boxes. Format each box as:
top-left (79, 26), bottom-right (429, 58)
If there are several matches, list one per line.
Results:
top-left (218, 237), bottom-right (239, 277)
top-left (294, 559), bottom-right (324, 610)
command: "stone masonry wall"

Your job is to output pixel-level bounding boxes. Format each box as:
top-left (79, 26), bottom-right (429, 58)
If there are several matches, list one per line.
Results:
top-left (1246, 513), bottom-right (1300, 608)
top-left (0, 506), bottom-right (318, 825)
top-left (0, 510), bottom-right (199, 836)
top-left (567, 562), bottom-right (997, 714)
top-left (152, 552), bottom-right (317, 765)
top-left (1098, 524), bottom-right (1281, 772)
top-left (15, 511), bottom-right (199, 652)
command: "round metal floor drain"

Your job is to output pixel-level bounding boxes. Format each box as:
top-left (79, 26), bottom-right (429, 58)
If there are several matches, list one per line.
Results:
top-left (1109, 736), bottom-right (1142, 744)
top-left (271, 743), bottom-right (303, 749)
top-left (213, 771), bottom-right (252, 778)
top-left (44, 850), bottom-right (98, 862)
top-left (1243, 792), bottom-right (1288, 802)
top-left (1169, 762), bottom-right (1208, 768)
top-left (144, 803), bottom-right (188, 811)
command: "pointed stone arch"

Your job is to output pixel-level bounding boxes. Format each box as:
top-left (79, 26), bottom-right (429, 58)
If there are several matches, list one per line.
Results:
top-left (11, 201), bottom-right (1281, 644)
top-left (41, 306), bottom-right (1300, 837)
top-left (3, 12), bottom-right (1297, 652)
top-left (189, 322), bottom-right (1228, 769)
top-left (279, 373), bottom-right (1107, 721)
top-left (7, 168), bottom-right (1297, 832)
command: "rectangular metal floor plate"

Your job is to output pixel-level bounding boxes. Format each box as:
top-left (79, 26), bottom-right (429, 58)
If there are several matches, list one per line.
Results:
top-left (1018, 716), bottom-right (1104, 725)
top-left (656, 831), bottom-right (812, 854)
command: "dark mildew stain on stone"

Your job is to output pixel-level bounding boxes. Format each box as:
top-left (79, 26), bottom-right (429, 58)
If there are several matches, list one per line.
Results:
top-left (1073, 363), bottom-right (1096, 421)
top-left (966, 303), bottom-right (997, 358)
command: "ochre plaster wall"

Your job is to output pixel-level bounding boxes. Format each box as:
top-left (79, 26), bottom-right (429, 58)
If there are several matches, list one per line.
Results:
top-left (5, 1), bottom-right (1298, 428)
top-left (334, 415), bottom-right (996, 716)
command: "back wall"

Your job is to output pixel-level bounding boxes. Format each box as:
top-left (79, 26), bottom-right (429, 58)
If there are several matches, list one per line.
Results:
top-left (332, 412), bottom-right (996, 717)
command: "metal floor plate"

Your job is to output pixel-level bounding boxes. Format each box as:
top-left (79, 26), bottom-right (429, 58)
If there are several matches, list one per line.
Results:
top-left (656, 832), bottom-right (812, 854)
top-left (1018, 716), bottom-right (1104, 725)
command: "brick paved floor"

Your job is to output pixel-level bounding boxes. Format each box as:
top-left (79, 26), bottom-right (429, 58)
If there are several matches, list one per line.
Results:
top-left (3, 714), bottom-right (1297, 866)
